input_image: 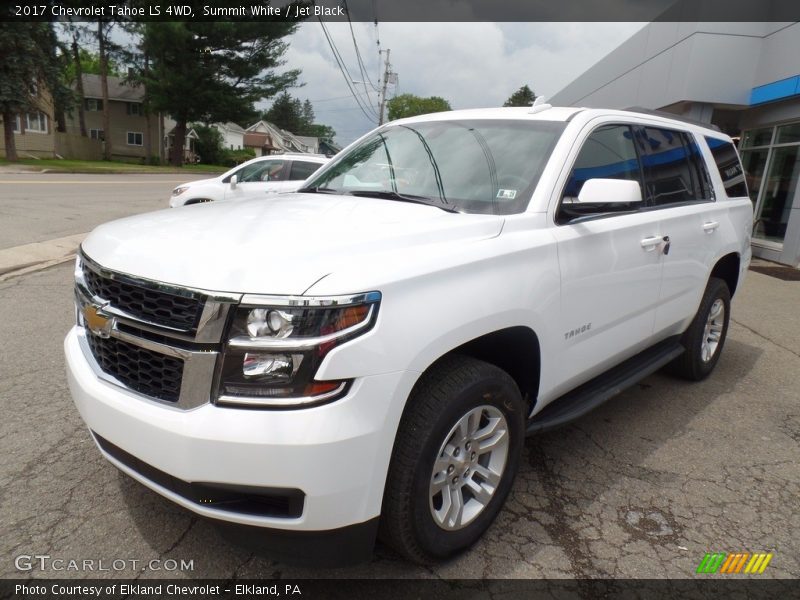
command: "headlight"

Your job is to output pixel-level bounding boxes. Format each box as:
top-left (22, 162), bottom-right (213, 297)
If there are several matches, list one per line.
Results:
top-left (216, 292), bottom-right (380, 408)
top-left (171, 186), bottom-right (190, 196)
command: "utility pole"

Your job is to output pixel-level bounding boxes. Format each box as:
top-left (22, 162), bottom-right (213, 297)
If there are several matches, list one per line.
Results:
top-left (378, 49), bottom-right (391, 125)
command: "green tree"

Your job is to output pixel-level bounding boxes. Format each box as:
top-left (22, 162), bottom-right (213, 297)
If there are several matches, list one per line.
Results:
top-left (503, 85), bottom-right (537, 107)
top-left (0, 23), bottom-right (68, 161)
top-left (304, 123), bottom-right (336, 141)
top-left (263, 93), bottom-right (336, 140)
top-left (137, 22), bottom-right (300, 166)
top-left (387, 94), bottom-right (451, 121)
top-left (263, 91), bottom-right (303, 133)
top-left (192, 123), bottom-right (225, 165)
top-left (63, 48), bottom-right (122, 82)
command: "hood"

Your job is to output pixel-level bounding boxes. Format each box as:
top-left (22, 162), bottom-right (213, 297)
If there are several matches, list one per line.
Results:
top-left (181, 176), bottom-right (217, 188)
top-left (81, 194), bottom-right (504, 295)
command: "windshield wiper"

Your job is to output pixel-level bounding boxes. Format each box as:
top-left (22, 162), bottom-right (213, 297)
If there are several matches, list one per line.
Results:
top-left (297, 185), bottom-right (340, 193)
top-left (347, 190), bottom-right (459, 213)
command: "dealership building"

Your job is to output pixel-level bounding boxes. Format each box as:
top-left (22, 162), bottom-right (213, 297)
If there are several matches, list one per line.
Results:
top-left (551, 22), bottom-right (800, 267)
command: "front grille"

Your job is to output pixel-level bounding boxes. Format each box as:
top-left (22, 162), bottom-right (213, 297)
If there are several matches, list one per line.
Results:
top-left (83, 264), bottom-right (204, 331)
top-left (86, 333), bottom-right (183, 403)
top-left (93, 433), bottom-right (305, 519)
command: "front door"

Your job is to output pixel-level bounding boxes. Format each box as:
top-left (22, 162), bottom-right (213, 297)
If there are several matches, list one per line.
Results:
top-left (224, 159), bottom-right (288, 201)
top-left (552, 123), bottom-right (663, 394)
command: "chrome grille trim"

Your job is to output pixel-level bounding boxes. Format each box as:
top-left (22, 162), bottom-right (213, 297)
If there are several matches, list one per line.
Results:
top-left (77, 250), bottom-right (241, 344)
top-left (75, 251), bottom-right (242, 410)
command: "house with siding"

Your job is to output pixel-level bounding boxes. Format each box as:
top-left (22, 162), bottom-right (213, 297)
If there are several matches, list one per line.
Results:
top-left (244, 120), bottom-right (318, 155)
top-left (214, 122), bottom-right (246, 151)
top-left (0, 85), bottom-right (56, 158)
top-left (66, 74), bottom-right (194, 162)
top-left (67, 74), bottom-right (162, 161)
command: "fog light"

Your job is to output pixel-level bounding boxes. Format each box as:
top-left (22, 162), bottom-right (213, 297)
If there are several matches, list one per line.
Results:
top-left (242, 352), bottom-right (303, 379)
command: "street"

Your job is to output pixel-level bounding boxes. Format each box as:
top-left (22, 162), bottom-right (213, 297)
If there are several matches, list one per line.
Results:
top-left (0, 174), bottom-right (208, 250)
top-left (0, 174), bottom-right (798, 579)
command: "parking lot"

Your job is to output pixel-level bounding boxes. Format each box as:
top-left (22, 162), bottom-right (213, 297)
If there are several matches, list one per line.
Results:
top-left (1, 173), bottom-right (798, 579)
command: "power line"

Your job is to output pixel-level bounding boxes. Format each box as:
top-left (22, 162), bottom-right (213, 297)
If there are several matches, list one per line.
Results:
top-left (309, 92), bottom-right (373, 103)
top-left (317, 19), bottom-right (379, 123)
top-left (343, 0), bottom-right (380, 95)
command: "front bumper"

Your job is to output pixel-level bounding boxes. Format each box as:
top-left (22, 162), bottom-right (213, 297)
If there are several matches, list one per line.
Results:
top-left (64, 327), bottom-right (415, 535)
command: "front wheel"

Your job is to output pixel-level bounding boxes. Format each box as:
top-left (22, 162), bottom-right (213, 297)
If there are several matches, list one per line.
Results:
top-left (379, 355), bottom-right (525, 563)
top-left (669, 277), bottom-right (731, 380)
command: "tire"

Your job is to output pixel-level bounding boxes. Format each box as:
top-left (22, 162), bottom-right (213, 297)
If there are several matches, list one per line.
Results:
top-left (669, 277), bottom-right (731, 381)
top-left (379, 355), bottom-right (525, 563)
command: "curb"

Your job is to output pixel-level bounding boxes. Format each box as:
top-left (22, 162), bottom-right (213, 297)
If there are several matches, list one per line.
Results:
top-left (0, 233), bottom-right (86, 281)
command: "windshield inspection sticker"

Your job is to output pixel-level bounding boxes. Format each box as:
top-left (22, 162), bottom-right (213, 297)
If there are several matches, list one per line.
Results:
top-left (497, 189), bottom-right (517, 199)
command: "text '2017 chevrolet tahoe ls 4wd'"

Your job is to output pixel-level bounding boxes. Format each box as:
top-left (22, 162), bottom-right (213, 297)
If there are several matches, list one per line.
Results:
top-left (65, 106), bottom-right (752, 565)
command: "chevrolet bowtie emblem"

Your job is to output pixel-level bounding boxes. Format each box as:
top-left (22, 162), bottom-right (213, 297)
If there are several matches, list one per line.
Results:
top-left (83, 303), bottom-right (114, 338)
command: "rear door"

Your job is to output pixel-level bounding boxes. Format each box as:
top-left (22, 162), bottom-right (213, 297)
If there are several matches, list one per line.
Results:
top-left (284, 159), bottom-right (324, 192)
top-left (551, 123), bottom-right (664, 393)
top-left (636, 126), bottom-right (720, 336)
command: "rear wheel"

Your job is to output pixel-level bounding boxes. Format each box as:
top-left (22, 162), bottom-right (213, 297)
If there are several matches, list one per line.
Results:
top-left (379, 355), bottom-right (525, 563)
top-left (670, 277), bottom-right (731, 380)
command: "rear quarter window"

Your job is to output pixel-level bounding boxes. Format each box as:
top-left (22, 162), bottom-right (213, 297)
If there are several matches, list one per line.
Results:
top-left (705, 136), bottom-right (748, 198)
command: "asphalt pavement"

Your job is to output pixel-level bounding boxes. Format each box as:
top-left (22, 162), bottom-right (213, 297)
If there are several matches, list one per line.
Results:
top-left (0, 173), bottom-right (208, 250)
top-left (0, 173), bottom-right (798, 579)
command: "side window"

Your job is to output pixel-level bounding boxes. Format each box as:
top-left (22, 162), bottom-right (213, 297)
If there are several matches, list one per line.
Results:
top-left (639, 127), bottom-right (711, 206)
top-left (234, 160), bottom-right (283, 183)
top-left (683, 133), bottom-right (714, 200)
top-left (558, 124), bottom-right (642, 224)
top-left (705, 136), bottom-right (749, 198)
top-left (289, 160), bottom-right (321, 181)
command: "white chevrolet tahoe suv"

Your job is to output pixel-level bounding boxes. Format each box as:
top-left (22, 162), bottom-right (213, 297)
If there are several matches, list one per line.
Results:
top-left (168, 153), bottom-right (328, 207)
top-left (66, 106), bottom-right (752, 565)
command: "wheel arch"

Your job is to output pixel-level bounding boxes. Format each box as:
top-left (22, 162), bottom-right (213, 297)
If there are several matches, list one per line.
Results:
top-left (408, 326), bottom-right (541, 415)
top-left (710, 252), bottom-right (741, 297)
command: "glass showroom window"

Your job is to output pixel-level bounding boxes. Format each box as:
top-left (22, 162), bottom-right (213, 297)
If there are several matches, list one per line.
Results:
top-left (740, 122), bottom-right (800, 246)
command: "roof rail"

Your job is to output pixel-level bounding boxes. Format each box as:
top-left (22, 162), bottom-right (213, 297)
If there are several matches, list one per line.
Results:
top-left (624, 106), bottom-right (721, 132)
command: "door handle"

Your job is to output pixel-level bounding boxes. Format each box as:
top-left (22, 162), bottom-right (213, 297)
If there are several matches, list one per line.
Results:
top-left (703, 221), bottom-right (719, 233)
top-left (640, 236), bottom-right (662, 251)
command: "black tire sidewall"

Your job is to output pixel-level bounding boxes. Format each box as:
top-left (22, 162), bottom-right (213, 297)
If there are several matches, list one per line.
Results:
top-left (408, 372), bottom-right (525, 559)
top-left (685, 278), bottom-right (731, 379)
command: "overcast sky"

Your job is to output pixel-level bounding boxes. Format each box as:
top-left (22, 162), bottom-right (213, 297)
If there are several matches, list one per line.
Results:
top-left (268, 22), bottom-right (647, 145)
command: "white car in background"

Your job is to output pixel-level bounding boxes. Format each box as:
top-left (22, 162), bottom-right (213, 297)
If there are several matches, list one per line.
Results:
top-left (169, 154), bottom-right (329, 207)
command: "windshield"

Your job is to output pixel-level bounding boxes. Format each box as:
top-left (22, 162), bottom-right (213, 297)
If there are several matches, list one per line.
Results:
top-left (301, 119), bottom-right (565, 214)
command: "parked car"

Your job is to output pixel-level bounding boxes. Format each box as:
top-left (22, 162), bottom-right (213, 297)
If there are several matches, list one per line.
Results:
top-left (168, 153), bottom-right (329, 207)
top-left (67, 106), bottom-right (752, 565)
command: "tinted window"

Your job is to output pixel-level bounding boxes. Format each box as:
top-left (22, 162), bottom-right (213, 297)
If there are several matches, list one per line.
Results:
top-left (558, 124), bottom-right (642, 224)
top-left (289, 160), bottom-right (321, 181)
top-left (639, 127), bottom-right (710, 205)
top-left (705, 136), bottom-right (748, 198)
top-left (683, 133), bottom-right (714, 200)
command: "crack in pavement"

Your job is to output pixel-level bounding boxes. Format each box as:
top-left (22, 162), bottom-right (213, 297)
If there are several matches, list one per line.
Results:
top-left (732, 318), bottom-right (800, 360)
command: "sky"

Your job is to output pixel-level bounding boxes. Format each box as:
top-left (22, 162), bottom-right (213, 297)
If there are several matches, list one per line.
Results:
top-left (268, 22), bottom-right (647, 145)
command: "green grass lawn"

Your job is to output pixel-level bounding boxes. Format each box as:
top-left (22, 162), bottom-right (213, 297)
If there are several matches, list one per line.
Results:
top-left (0, 158), bottom-right (227, 174)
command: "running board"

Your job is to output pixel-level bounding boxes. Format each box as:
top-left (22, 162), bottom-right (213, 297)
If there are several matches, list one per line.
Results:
top-left (526, 337), bottom-right (684, 435)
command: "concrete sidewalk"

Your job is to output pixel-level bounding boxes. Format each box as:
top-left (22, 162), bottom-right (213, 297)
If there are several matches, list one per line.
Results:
top-left (0, 233), bottom-right (85, 279)
top-left (733, 261), bottom-right (800, 358)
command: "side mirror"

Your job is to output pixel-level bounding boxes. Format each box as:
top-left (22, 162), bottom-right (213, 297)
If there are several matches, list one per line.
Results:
top-left (230, 174), bottom-right (238, 189)
top-left (576, 178), bottom-right (642, 204)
